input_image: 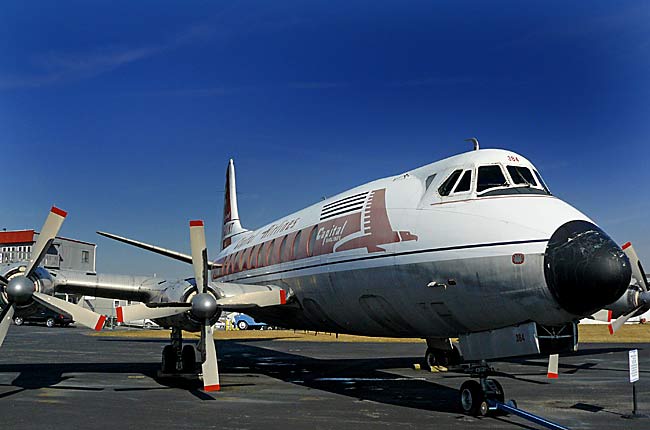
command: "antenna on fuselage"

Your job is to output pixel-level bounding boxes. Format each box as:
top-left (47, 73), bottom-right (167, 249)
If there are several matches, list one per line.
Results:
top-left (464, 137), bottom-right (479, 151)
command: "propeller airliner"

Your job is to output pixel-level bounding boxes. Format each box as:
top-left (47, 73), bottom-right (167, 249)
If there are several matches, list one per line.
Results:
top-left (1, 140), bottom-right (646, 418)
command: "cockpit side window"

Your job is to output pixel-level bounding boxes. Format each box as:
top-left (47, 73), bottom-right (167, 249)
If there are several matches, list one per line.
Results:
top-left (425, 174), bottom-right (437, 190)
top-left (438, 169), bottom-right (462, 196)
top-left (477, 165), bottom-right (508, 193)
top-left (452, 170), bottom-right (472, 193)
top-left (533, 169), bottom-right (551, 194)
top-left (506, 166), bottom-right (537, 186)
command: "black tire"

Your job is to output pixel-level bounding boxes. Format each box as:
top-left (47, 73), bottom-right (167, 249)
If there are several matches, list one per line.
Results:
top-left (237, 320), bottom-right (249, 330)
top-left (425, 347), bottom-right (450, 367)
top-left (181, 345), bottom-right (196, 373)
top-left (161, 345), bottom-right (177, 374)
top-left (14, 317), bottom-right (23, 326)
top-left (460, 380), bottom-right (486, 416)
top-left (46, 318), bottom-right (55, 328)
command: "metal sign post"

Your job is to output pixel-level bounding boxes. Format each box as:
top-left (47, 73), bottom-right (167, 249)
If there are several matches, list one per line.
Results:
top-left (623, 349), bottom-right (647, 419)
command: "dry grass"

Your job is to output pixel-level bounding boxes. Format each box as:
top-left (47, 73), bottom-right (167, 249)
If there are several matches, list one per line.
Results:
top-left (90, 324), bottom-right (650, 344)
top-left (578, 324), bottom-right (650, 343)
top-left (91, 328), bottom-right (424, 343)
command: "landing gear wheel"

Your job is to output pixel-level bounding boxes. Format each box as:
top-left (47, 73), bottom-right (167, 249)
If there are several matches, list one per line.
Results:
top-left (460, 380), bottom-right (487, 416)
top-left (14, 317), bottom-right (23, 326)
top-left (181, 345), bottom-right (197, 373)
top-left (425, 347), bottom-right (450, 367)
top-left (161, 345), bottom-right (177, 374)
top-left (237, 320), bottom-right (249, 330)
top-left (46, 318), bottom-right (55, 328)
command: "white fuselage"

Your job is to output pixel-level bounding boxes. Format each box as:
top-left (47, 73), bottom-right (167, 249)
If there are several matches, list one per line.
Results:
top-left (211, 149), bottom-right (592, 338)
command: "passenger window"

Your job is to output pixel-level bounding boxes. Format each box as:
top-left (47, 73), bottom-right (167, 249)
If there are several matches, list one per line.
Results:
top-left (477, 165), bottom-right (508, 193)
top-left (308, 226), bottom-right (318, 257)
top-left (292, 231), bottom-right (302, 259)
top-left (279, 235), bottom-right (288, 263)
top-left (507, 166), bottom-right (537, 186)
top-left (438, 170), bottom-right (462, 196)
top-left (425, 174), bottom-right (437, 190)
top-left (453, 170), bottom-right (471, 193)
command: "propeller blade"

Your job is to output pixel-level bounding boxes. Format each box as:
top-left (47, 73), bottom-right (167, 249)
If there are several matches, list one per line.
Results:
top-left (217, 288), bottom-right (287, 309)
top-left (622, 242), bottom-right (649, 291)
top-left (32, 292), bottom-right (106, 331)
top-left (116, 303), bottom-right (190, 323)
top-left (0, 304), bottom-right (15, 348)
top-left (189, 220), bottom-right (209, 294)
top-left (202, 320), bottom-right (220, 391)
top-left (608, 305), bottom-right (641, 334)
top-left (547, 354), bottom-right (559, 379)
top-left (0, 274), bottom-right (8, 287)
top-left (590, 309), bottom-right (612, 323)
top-left (26, 207), bottom-right (67, 277)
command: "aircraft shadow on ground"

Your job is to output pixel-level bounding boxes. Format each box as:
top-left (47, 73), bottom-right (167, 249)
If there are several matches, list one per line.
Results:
top-left (0, 339), bottom-right (630, 420)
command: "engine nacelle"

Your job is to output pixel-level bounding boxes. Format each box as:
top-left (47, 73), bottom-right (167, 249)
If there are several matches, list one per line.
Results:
top-left (144, 278), bottom-right (221, 332)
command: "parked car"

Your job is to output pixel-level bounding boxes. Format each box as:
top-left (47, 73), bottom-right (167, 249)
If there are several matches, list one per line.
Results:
top-left (232, 313), bottom-right (269, 330)
top-left (121, 319), bottom-right (159, 329)
top-left (14, 307), bottom-right (73, 328)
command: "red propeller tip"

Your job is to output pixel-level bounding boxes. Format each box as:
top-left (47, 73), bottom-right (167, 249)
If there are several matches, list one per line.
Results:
top-left (190, 220), bottom-right (204, 227)
top-left (94, 315), bottom-right (107, 331)
top-left (204, 384), bottom-right (220, 392)
top-left (547, 372), bottom-right (558, 379)
top-left (622, 242), bottom-right (632, 250)
top-left (116, 307), bottom-right (124, 323)
top-left (51, 206), bottom-right (68, 217)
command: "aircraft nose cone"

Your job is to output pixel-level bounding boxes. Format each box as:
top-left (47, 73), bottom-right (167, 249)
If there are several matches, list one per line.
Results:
top-left (544, 220), bottom-right (631, 315)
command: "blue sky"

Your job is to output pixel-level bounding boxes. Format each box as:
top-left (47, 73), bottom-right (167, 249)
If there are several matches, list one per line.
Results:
top-left (2, 1), bottom-right (649, 279)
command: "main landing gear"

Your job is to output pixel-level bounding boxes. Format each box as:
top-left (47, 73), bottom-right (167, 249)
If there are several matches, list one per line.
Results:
top-left (424, 338), bottom-right (461, 368)
top-left (160, 327), bottom-right (200, 375)
top-left (458, 361), bottom-right (511, 417)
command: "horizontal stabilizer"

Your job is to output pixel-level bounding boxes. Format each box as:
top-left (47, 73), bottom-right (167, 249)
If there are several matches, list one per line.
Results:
top-left (97, 231), bottom-right (221, 269)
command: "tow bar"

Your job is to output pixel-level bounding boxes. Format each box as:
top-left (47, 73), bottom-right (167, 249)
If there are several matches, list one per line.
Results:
top-left (489, 400), bottom-right (570, 430)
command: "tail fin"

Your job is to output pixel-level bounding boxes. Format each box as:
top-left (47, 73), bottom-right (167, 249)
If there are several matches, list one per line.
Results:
top-left (221, 159), bottom-right (247, 250)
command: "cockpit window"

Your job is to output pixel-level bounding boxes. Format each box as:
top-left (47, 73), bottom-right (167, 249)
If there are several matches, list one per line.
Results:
top-left (425, 174), bottom-right (437, 190)
top-left (453, 170), bottom-right (472, 193)
top-left (477, 165), bottom-right (508, 193)
top-left (507, 166), bottom-right (537, 186)
top-left (438, 169), bottom-right (462, 196)
top-left (534, 169), bottom-right (551, 194)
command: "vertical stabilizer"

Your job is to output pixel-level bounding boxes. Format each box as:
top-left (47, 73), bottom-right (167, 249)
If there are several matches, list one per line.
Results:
top-left (221, 159), bottom-right (247, 250)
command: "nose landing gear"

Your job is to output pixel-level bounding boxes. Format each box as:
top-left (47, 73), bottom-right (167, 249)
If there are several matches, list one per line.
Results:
top-left (458, 361), bottom-right (506, 417)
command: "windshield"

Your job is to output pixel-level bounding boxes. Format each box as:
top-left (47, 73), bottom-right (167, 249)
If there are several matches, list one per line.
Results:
top-left (477, 165), bottom-right (508, 193)
top-left (507, 165), bottom-right (537, 186)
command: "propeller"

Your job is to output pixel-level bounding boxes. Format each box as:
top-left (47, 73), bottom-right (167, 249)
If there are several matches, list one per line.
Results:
top-left (115, 220), bottom-right (287, 391)
top-left (609, 242), bottom-right (650, 334)
top-left (0, 207), bottom-right (107, 348)
top-left (547, 354), bottom-right (559, 379)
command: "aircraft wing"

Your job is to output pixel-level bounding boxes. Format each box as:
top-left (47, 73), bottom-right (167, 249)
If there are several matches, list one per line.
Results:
top-left (52, 269), bottom-right (287, 310)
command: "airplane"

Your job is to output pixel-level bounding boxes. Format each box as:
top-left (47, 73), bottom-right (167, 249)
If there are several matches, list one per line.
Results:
top-left (1, 139), bottom-right (647, 418)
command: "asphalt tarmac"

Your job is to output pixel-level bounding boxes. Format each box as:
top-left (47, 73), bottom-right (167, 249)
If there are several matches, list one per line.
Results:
top-left (1, 326), bottom-right (649, 430)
